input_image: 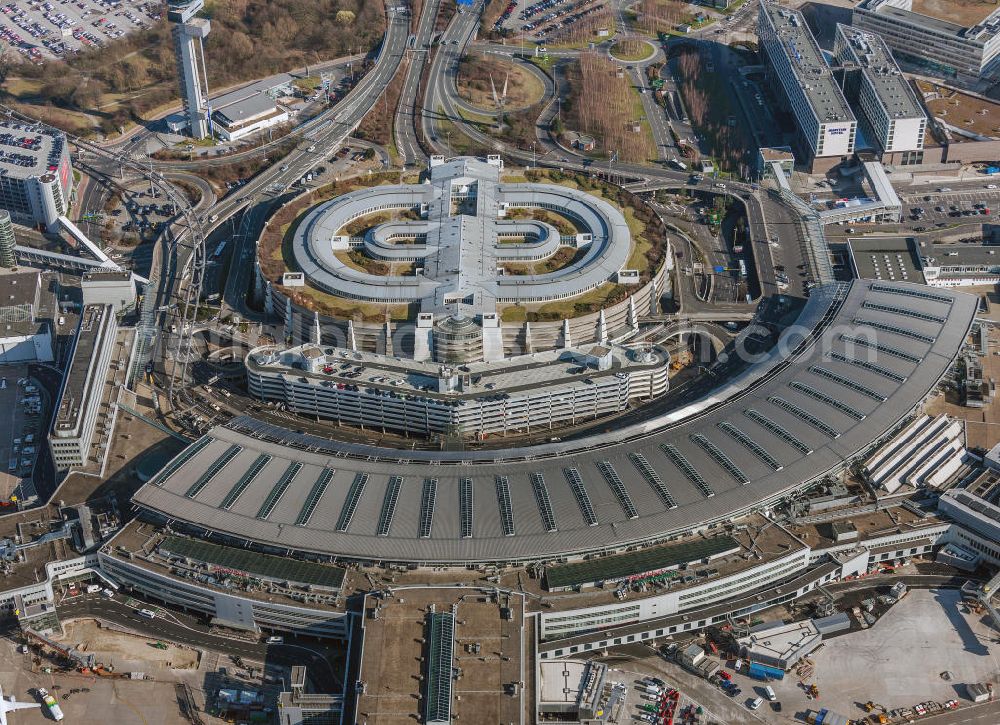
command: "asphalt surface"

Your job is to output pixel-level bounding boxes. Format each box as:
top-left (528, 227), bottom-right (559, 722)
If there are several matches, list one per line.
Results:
top-left (56, 594), bottom-right (344, 692)
top-left (395, 0), bottom-right (443, 165)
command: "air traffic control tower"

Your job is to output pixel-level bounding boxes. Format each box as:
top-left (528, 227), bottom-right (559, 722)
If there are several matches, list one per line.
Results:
top-left (167, 0), bottom-right (212, 139)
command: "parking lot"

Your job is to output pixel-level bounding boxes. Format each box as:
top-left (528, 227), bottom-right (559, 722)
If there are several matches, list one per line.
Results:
top-left (0, 0), bottom-right (160, 62)
top-left (898, 185), bottom-right (1000, 231)
top-left (0, 369), bottom-right (45, 506)
top-left (492, 0), bottom-right (611, 44)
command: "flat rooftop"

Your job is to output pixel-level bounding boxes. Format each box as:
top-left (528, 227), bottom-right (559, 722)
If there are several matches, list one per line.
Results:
top-left (762, 4), bottom-right (854, 123)
top-left (51, 304), bottom-right (115, 436)
top-left (837, 25), bottom-right (925, 120)
top-left (131, 280), bottom-right (978, 563)
top-left (248, 342), bottom-right (666, 402)
top-left (910, 0), bottom-right (996, 29)
top-left (355, 588), bottom-right (524, 725)
top-left (545, 535), bottom-right (742, 589)
top-left (214, 94), bottom-right (280, 125)
top-left (105, 521), bottom-right (346, 612)
top-left (0, 120), bottom-right (66, 180)
top-left (859, 0), bottom-right (973, 38)
top-left (847, 237), bottom-right (926, 283)
top-left (785, 499), bottom-right (946, 549)
top-left (738, 619), bottom-right (820, 661)
top-left (925, 242), bottom-right (1000, 268)
top-left (917, 80), bottom-right (1000, 138)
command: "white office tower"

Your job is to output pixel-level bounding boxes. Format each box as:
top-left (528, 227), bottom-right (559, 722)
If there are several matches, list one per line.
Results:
top-left (167, 1), bottom-right (212, 139)
top-left (834, 24), bottom-right (927, 162)
top-left (758, 2), bottom-right (857, 167)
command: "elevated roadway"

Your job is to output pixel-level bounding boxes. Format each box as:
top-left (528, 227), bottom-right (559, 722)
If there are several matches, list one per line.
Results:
top-left (394, 0), bottom-right (443, 166)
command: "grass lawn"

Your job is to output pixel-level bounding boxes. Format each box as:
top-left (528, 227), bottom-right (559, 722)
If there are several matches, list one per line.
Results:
top-left (457, 55), bottom-right (545, 111)
top-left (293, 76), bottom-right (323, 92)
top-left (267, 177), bottom-right (414, 322)
top-left (534, 282), bottom-right (629, 318)
top-left (610, 40), bottom-right (654, 62)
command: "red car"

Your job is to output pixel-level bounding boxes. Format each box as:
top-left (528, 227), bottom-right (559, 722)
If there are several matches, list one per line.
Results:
top-left (718, 670), bottom-right (732, 680)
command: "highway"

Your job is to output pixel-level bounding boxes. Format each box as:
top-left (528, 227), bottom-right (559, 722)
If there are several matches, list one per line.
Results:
top-left (54, 0), bottom-right (811, 405)
top-left (202, 4), bottom-right (411, 238)
top-left (414, 2), bottom-right (812, 310)
top-left (394, 0), bottom-right (442, 165)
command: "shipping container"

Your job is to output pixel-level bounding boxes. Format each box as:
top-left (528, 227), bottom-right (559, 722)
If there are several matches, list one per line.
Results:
top-left (747, 661), bottom-right (785, 680)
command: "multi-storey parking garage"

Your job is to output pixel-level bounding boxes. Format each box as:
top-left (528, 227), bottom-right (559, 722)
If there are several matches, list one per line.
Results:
top-left (245, 342), bottom-right (669, 437)
top-left (132, 279), bottom-right (976, 564)
top-left (291, 155), bottom-right (635, 315)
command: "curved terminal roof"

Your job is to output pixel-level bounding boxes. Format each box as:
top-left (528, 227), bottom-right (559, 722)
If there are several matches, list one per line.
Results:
top-left (132, 280), bottom-right (976, 563)
top-left (289, 156), bottom-right (633, 315)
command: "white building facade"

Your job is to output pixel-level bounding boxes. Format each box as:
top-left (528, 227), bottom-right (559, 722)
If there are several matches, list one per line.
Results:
top-left (759, 3), bottom-right (857, 165)
top-left (854, 0), bottom-right (1000, 80)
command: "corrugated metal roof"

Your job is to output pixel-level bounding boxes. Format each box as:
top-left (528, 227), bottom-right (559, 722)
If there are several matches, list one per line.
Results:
top-left (131, 280), bottom-right (977, 564)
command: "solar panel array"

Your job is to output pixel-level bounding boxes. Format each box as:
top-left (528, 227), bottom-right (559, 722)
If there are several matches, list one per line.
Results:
top-left (809, 366), bottom-right (886, 401)
top-left (336, 473), bottom-right (370, 532)
top-left (690, 433), bottom-right (751, 483)
top-left (563, 467), bottom-right (598, 526)
top-left (839, 334), bottom-right (920, 364)
top-left (625, 453), bottom-right (677, 508)
top-left (789, 382), bottom-right (866, 420)
top-left (418, 478), bottom-right (437, 538)
top-left (743, 409), bottom-right (812, 455)
top-left (185, 444), bottom-right (242, 499)
top-left (595, 461), bottom-right (639, 519)
top-left (153, 437), bottom-right (211, 486)
top-left (717, 422), bottom-right (782, 471)
top-left (257, 462), bottom-right (302, 519)
top-left (460, 477), bottom-right (474, 539)
top-left (870, 283), bottom-right (952, 304)
top-left (377, 476), bottom-right (404, 536)
top-left (530, 473), bottom-right (558, 532)
top-left (296, 468), bottom-right (335, 526)
top-left (660, 443), bottom-right (715, 497)
top-left (768, 396), bottom-right (840, 438)
top-left (852, 317), bottom-right (935, 343)
top-left (861, 301), bottom-right (945, 324)
top-left (828, 351), bottom-right (906, 383)
top-left (495, 476), bottom-right (516, 536)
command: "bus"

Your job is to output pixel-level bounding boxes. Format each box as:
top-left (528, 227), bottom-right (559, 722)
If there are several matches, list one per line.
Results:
top-left (737, 259), bottom-right (747, 278)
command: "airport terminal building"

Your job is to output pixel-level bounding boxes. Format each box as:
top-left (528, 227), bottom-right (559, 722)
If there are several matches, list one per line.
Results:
top-left (129, 280), bottom-right (976, 566)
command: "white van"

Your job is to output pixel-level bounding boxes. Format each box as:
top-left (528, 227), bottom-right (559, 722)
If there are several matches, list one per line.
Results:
top-left (266, 636), bottom-right (284, 644)
top-left (749, 697), bottom-right (764, 710)
top-left (765, 686), bottom-right (777, 701)
top-left (138, 608), bottom-right (156, 619)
